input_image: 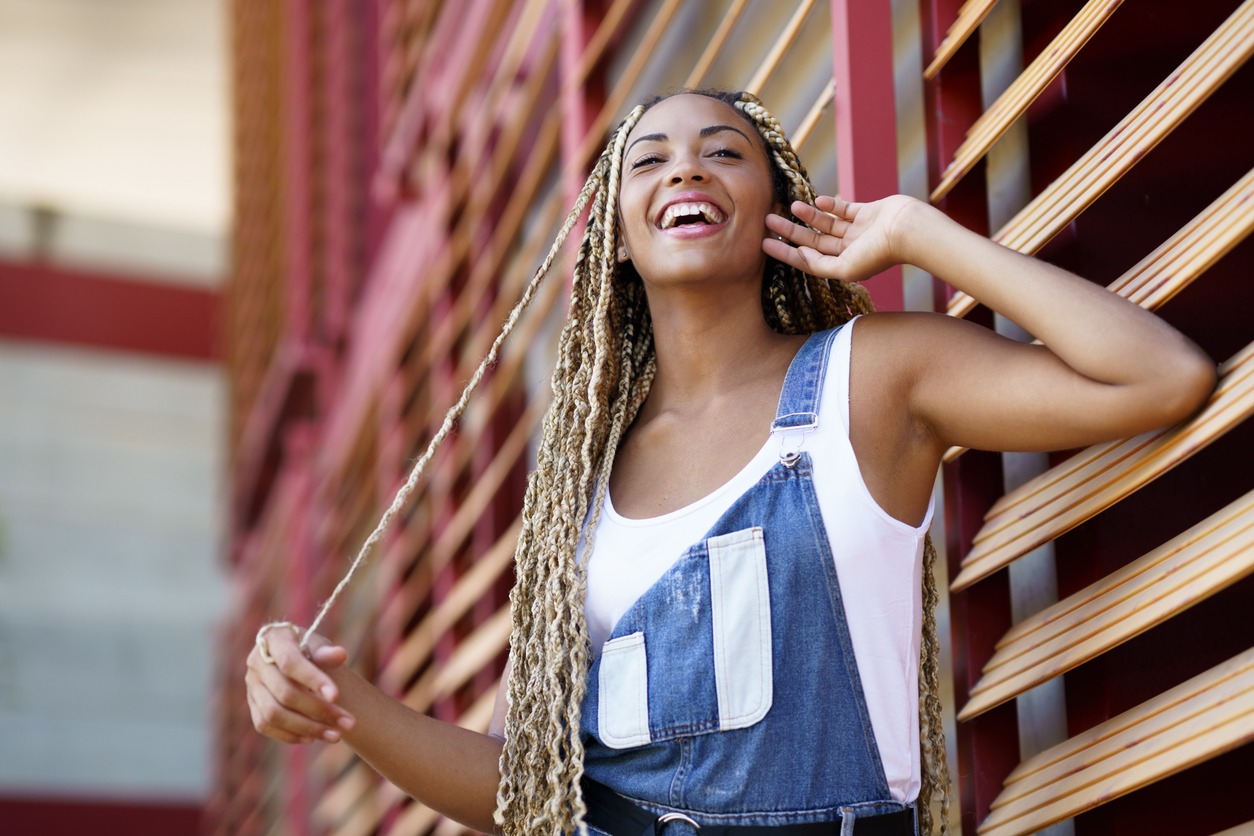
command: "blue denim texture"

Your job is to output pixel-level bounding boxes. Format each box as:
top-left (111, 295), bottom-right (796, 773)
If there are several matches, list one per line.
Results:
top-left (581, 327), bottom-right (916, 829)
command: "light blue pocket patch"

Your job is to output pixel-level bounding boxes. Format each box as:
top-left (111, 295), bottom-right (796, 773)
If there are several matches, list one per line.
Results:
top-left (598, 631), bottom-right (651, 748)
top-left (708, 526), bottom-right (773, 730)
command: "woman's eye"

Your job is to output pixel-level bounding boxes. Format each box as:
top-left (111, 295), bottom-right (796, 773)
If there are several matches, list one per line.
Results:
top-left (710, 148), bottom-right (743, 159)
top-left (630, 154), bottom-right (663, 169)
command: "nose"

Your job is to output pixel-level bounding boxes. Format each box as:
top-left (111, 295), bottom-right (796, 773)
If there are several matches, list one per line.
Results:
top-left (668, 152), bottom-right (707, 184)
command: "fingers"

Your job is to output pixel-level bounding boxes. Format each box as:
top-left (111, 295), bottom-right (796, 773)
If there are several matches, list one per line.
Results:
top-left (767, 202), bottom-right (850, 246)
top-left (245, 680), bottom-right (321, 745)
top-left (761, 236), bottom-right (838, 278)
top-left (246, 629), bottom-right (356, 745)
top-left (766, 214), bottom-right (840, 256)
top-left (262, 627), bottom-right (343, 701)
top-left (814, 195), bottom-right (859, 220)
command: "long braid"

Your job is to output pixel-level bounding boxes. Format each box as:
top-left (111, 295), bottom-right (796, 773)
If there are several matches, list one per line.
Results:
top-left (495, 106), bottom-right (647, 834)
top-left (918, 538), bottom-right (953, 835)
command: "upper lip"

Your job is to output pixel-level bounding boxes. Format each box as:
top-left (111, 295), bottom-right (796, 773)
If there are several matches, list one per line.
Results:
top-left (655, 192), bottom-right (728, 229)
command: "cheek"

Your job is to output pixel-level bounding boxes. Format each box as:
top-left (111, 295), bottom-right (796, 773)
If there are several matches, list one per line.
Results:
top-left (616, 185), bottom-right (647, 239)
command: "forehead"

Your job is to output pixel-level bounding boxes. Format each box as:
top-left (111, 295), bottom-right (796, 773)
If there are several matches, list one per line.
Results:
top-left (626, 94), bottom-right (750, 144)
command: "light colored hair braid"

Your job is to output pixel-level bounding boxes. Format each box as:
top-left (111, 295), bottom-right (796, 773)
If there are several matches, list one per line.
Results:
top-left (495, 104), bottom-right (654, 834)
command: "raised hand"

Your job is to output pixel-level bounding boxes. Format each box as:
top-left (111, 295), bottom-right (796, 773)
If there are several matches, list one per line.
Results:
top-left (245, 624), bottom-right (356, 745)
top-left (762, 194), bottom-right (916, 283)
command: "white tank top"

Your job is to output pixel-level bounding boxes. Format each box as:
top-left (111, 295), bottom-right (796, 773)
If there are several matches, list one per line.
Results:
top-left (582, 317), bottom-right (931, 803)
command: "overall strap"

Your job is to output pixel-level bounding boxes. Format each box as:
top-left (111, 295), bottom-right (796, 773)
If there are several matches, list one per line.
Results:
top-left (769, 325), bottom-right (843, 466)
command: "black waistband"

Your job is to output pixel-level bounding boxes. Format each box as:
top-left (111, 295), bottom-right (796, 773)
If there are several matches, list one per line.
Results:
top-left (581, 777), bottom-right (915, 836)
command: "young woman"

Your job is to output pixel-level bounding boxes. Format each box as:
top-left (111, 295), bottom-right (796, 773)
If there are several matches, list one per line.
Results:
top-left (245, 91), bottom-right (1215, 835)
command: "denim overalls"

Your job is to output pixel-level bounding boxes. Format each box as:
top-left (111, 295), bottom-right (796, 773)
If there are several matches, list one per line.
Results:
top-left (580, 326), bottom-right (916, 834)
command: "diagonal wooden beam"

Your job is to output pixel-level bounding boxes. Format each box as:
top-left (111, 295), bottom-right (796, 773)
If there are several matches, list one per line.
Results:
top-left (684, 0), bottom-right (750, 88)
top-left (924, 0), bottom-right (1001, 80)
top-left (977, 649), bottom-right (1254, 835)
top-left (941, 168), bottom-right (1254, 463)
top-left (948, 1), bottom-right (1254, 318)
top-left (930, 0), bottom-right (1124, 202)
top-left (951, 340), bottom-right (1254, 591)
top-left (745, 0), bottom-right (818, 95)
top-left (959, 491), bottom-right (1254, 719)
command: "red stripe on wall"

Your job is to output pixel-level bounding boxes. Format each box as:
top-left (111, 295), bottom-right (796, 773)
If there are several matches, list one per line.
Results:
top-left (0, 259), bottom-right (220, 361)
top-left (0, 796), bottom-right (202, 835)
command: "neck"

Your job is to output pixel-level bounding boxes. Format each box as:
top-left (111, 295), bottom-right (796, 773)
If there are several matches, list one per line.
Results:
top-left (645, 284), bottom-right (795, 406)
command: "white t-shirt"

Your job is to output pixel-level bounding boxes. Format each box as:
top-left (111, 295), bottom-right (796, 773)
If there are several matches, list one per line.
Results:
top-left (582, 318), bottom-right (931, 803)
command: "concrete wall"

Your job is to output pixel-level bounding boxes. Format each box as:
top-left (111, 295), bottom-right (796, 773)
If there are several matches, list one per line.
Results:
top-left (0, 342), bottom-right (226, 798)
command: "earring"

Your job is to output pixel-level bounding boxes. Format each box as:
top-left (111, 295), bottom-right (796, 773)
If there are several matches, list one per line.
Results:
top-left (617, 246), bottom-right (630, 263)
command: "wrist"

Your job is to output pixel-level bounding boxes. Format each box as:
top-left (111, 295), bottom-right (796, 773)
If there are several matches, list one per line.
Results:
top-left (890, 198), bottom-right (948, 271)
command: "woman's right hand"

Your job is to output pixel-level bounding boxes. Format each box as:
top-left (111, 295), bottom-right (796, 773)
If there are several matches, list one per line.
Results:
top-left (245, 625), bottom-right (356, 745)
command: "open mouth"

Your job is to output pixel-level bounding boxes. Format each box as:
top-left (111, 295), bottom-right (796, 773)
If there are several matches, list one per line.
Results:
top-left (658, 201), bottom-right (727, 229)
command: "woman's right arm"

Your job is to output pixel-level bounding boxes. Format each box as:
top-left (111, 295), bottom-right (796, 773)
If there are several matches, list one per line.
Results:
top-left (246, 628), bottom-right (504, 833)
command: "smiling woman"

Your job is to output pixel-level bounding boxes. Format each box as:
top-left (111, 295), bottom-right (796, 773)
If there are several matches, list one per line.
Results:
top-left (243, 89), bottom-right (1215, 836)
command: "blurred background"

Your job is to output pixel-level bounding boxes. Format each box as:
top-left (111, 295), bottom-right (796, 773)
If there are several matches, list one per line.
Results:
top-left (0, 0), bottom-right (227, 832)
top-left (0, 1), bottom-right (1250, 835)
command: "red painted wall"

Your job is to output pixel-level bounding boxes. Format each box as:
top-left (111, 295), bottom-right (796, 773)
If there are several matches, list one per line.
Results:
top-left (0, 796), bottom-right (202, 835)
top-left (0, 259), bottom-right (220, 362)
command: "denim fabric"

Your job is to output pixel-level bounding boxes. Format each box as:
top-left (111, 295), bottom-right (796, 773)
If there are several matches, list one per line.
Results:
top-left (581, 327), bottom-right (915, 829)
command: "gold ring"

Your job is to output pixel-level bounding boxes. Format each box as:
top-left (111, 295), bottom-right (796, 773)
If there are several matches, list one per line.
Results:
top-left (255, 621), bottom-right (300, 665)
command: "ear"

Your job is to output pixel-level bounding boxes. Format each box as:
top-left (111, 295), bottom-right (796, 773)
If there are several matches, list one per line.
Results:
top-left (617, 244), bottom-right (631, 263)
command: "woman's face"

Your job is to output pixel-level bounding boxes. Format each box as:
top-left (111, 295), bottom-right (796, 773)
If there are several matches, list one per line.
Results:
top-left (617, 94), bottom-right (778, 291)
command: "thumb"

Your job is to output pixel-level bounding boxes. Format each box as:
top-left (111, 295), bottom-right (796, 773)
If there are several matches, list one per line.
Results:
top-left (301, 631), bottom-right (349, 670)
top-left (310, 644), bottom-right (349, 670)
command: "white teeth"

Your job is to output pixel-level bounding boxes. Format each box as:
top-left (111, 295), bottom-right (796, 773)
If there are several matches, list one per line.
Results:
top-left (659, 201), bottom-right (725, 229)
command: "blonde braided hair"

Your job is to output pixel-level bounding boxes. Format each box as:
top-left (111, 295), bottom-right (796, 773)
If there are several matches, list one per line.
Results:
top-left (312, 89), bottom-right (950, 834)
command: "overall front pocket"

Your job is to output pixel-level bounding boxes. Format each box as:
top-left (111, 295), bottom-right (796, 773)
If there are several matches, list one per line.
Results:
top-left (595, 526), bottom-right (774, 749)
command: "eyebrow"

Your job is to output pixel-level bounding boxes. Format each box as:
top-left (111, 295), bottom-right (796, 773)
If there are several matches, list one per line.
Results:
top-left (625, 124), bottom-right (753, 156)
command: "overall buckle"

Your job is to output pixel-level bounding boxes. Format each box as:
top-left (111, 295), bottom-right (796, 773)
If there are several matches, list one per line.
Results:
top-left (655, 811), bottom-right (701, 833)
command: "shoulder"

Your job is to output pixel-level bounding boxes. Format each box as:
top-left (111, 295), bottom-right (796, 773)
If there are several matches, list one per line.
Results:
top-left (847, 311), bottom-right (933, 384)
top-left (847, 310), bottom-right (998, 380)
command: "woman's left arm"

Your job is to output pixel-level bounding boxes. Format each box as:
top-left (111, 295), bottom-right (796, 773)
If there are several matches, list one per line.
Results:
top-left (765, 195), bottom-right (1217, 453)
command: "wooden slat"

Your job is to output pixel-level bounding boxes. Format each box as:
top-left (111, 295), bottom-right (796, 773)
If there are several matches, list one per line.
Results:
top-left (443, 0), bottom-right (516, 134)
top-left (941, 168), bottom-right (1254, 463)
top-left (792, 78), bottom-right (836, 150)
top-left (378, 519), bottom-right (520, 692)
top-left (377, 276), bottom-right (562, 624)
top-left (392, 798), bottom-right (442, 836)
top-left (923, 0), bottom-right (1001, 80)
top-left (951, 341), bottom-right (1254, 591)
top-left (684, 0), bottom-right (750, 88)
top-left (930, 0), bottom-right (1123, 202)
top-left (978, 649), bottom-right (1254, 835)
top-left (570, 0), bottom-right (683, 171)
top-left (745, 0), bottom-right (818, 95)
top-left (403, 607), bottom-right (512, 713)
top-left (450, 13), bottom-right (561, 216)
top-left (959, 492), bottom-right (1254, 719)
top-left (948, 1), bottom-right (1254, 318)
top-left (312, 761), bottom-right (378, 829)
top-left (323, 12), bottom-right (560, 483)
top-left (1111, 168), bottom-right (1254, 309)
top-left (564, 0), bottom-right (638, 92)
top-left (317, 668), bottom-right (506, 836)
